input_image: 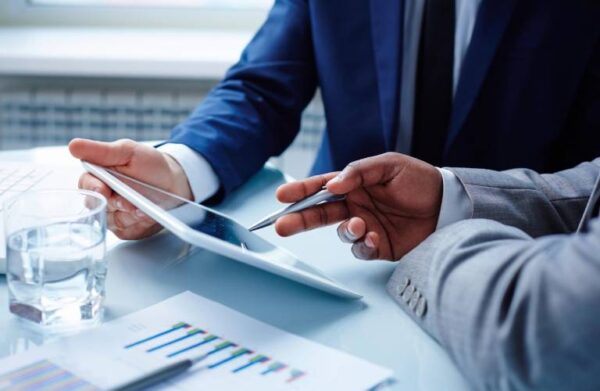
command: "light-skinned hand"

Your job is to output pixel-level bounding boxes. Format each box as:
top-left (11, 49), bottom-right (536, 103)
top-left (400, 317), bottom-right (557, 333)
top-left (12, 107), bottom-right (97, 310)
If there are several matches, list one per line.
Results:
top-left (69, 138), bottom-right (193, 240)
top-left (274, 152), bottom-right (443, 261)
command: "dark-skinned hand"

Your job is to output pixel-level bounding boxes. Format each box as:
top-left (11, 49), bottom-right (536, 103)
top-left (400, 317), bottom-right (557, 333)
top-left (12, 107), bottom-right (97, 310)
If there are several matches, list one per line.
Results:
top-left (274, 153), bottom-right (443, 261)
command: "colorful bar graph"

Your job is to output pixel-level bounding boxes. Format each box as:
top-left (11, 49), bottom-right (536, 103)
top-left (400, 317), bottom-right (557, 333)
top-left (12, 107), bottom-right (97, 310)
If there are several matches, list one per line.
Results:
top-left (203, 341), bottom-right (237, 358)
top-left (124, 322), bottom-right (190, 349)
top-left (166, 335), bottom-right (219, 358)
top-left (232, 355), bottom-right (270, 373)
top-left (0, 360), bottom-right (99, 391)
top-left (123, 321), bottom-right (308, 385)
top-left (261, 362), bottom-right (288, 375)
top-left (286, 369), bottom-right (306, 383)
top-left (147, 328), bottom-right (205, 352)
top-left (208, 348), bottom-right (252, 369)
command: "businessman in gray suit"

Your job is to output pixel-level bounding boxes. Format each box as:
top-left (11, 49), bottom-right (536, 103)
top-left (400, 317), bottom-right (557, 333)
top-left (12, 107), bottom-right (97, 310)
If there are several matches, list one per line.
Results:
top-left (275, 153), bottom-right (600, 390)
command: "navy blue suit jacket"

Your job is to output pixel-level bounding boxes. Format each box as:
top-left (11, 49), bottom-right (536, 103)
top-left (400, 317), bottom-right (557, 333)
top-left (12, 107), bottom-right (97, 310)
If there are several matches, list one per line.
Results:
top-left (169, 0), bottom-right (600, 194)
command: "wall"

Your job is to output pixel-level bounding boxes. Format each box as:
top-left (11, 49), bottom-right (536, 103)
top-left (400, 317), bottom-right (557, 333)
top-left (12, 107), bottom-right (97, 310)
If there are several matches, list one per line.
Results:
top-left (0, 0), bottom-right (325, 179)
top-left (0, 0), bottom-right (268, 30)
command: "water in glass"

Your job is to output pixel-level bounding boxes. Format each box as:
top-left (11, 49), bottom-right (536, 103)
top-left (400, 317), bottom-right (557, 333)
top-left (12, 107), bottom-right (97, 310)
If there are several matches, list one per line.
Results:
top-left (4, 190), bottom-right (107, 328)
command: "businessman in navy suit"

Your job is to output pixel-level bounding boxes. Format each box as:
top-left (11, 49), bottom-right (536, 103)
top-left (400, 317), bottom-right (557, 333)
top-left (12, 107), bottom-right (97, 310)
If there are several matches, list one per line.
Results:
top-left (71, 0), bottom-right (600, 240)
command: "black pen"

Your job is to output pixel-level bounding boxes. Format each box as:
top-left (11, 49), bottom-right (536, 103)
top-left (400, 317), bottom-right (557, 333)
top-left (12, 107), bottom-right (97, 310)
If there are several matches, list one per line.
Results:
top-left (109, 356), bottom-right (205, 391)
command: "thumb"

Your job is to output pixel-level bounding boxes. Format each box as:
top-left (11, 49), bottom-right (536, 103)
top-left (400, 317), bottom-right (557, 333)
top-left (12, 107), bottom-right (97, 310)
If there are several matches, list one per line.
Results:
top-left (69, 138), bottom-right (137, 167)
top-left (326, 153), bottom-right (409, 194)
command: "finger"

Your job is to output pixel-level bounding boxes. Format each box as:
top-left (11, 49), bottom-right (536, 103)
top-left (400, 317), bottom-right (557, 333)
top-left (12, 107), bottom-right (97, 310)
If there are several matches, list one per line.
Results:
top-left (107, 212), bottom-right (117, 232)
top-left (326, 152), bottom-right (408, 194)
top-left (351, 231), bottom-right (380, 260)
top-left (129, 209), bottom-right (158, 229)
top-left (69, 138), bottom-right (137, 167)
top-left (108, 212), bottom-right (127, 231)
top-left (78, 173), bottom-right (112, 201)
top-left (130, 209), bottom-right (156, 226)
top-left (108, 210), bottom-right (156, 232)
top-left (337, 217), bottom-right (367, 243)
top-left (276, 172), bottom-right (339, 203)
top-left (112, 224), bottom-right (163, 241)
top-left (134, 209), bottom-right (149, 221)
top-left (274, 201), bottom-right (349, 237)
top-left (112, 211), bottom-right (140, 230)
top-left (108, 194), bottom-right (136, 213)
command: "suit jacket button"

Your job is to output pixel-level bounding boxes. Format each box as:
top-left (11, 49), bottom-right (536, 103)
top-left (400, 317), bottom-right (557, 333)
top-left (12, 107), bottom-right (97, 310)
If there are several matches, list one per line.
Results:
top-left (402, 285), bottom-right (415, 303)
top-left (409, 291), bottom-right (420, 310)
top-left (396, 277), bottom-right (411, 297)
top-left (416, 297), bottom-right (427, 318)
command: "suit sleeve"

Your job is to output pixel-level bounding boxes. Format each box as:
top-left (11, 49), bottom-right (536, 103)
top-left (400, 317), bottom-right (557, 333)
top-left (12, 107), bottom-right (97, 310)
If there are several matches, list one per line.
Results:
top-left (387, 218), bottom-right (600, 391)
top-left (449, 158), bottom-right (600, 237)
top-left (169, 0), bottom-right (317, 194)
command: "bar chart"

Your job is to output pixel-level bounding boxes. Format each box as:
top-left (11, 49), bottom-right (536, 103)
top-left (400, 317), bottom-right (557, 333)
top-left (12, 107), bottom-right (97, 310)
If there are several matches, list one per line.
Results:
top-left (0, 293), bottom-right (392, 390)
top-left (123, 321), bottom-right (307, 385)
top-left (0, 360), bottom-right (99, 391)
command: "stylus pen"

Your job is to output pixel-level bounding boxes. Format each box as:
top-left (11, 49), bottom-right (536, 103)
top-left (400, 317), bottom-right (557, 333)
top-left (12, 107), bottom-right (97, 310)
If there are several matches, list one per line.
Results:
top-left (109, 357), bottom-right (203, 391)
top-left (249, 187), bottom-right (347, 232)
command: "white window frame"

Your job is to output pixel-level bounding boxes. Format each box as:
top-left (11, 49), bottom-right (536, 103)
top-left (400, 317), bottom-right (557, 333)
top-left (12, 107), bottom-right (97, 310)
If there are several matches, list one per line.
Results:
top-left (28, 0), bottom-right (272, 10)
top-left (1, 0), bottom-right (271, 30)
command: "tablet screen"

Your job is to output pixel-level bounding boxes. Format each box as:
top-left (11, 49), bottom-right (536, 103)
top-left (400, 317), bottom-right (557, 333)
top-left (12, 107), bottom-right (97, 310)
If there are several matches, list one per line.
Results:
top-left (105, 168), bottom-right (330, 277)
top-left (107, 169), bottom-right (256, 248)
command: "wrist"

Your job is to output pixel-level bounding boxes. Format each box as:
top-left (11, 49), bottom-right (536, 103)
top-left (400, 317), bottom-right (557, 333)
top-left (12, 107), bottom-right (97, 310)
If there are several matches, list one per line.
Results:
top-left (421, 164), bottom-right (443, 223)
top-left (163, 153), bottom-right (193, 201)
top-left (435, 168), bottom-right (473, 230)
top-left (428, 168), bottom-right (443, 233)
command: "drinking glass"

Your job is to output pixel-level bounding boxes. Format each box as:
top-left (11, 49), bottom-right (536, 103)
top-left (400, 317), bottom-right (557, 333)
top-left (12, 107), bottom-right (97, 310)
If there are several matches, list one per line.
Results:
top-left (4, 189), bottom-right (107, 328)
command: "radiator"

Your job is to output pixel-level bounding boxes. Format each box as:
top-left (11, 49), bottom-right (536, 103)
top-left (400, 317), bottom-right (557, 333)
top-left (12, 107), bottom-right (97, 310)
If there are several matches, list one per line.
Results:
top-left (0, 77), bottom-right (325, 178)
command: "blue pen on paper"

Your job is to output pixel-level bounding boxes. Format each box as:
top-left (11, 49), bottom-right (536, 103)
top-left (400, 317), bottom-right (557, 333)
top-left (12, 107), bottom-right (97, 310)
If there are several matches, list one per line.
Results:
top-left (248, 187), bottom-right (347, 232)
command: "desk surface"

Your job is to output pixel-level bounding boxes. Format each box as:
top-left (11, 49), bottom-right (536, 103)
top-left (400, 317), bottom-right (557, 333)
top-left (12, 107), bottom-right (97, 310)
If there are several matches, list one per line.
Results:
top-left (0, 146), bottom-right (470, 390)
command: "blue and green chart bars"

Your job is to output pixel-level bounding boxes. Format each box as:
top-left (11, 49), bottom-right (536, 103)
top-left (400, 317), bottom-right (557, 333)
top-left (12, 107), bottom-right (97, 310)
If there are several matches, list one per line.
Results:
top-left (124, 321), bottom-right (307, 384)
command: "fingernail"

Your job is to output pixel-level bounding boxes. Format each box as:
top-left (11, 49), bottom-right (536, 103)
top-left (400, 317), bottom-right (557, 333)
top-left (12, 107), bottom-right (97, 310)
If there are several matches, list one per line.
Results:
top-left (91, 187), bottom-right (101, 193)
top-left (135, 209), bottom-right (145, 218)
top-left (345, 226), bottom-right (358, 241)
top-left (115, 200), bottom-right (123, 210)
top-left (365, 236), bottom-right (375, 248)
top-left (330, 173), bottom-right (344, 184)
top-left (352, 245), bottom-right (369, 260)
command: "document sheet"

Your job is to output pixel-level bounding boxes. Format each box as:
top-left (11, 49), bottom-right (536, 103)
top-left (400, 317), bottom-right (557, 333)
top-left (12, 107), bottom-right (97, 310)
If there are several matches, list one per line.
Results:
top-left (0, 292), bottom-right (393, 390)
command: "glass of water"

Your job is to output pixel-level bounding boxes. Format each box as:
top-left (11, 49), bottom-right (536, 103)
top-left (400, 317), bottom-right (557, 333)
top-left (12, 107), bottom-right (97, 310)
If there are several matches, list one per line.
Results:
top-left (4, 189), bottom-right (107, 328)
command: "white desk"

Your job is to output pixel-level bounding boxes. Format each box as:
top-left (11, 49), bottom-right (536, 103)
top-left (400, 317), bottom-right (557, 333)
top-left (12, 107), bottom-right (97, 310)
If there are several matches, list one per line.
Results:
top-left (0, 146), bottom-right (470, 390)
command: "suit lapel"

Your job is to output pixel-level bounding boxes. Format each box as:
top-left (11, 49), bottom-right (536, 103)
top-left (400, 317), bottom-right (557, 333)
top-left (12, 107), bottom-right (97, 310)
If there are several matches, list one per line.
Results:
top-left (370, 0), bottom-right (404, 150)
top-left (445, 0), bottom-right (518, 153)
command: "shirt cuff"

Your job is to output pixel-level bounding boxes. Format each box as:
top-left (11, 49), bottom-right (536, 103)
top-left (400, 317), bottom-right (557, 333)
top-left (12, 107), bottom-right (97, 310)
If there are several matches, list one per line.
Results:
top-left (436, 167), bottom-right (473, 230)
top-left (157, 143), bottom-right (220, 203)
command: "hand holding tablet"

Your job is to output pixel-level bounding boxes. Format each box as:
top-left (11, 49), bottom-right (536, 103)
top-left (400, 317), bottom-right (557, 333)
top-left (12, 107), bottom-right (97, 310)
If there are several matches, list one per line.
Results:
top-left (69, 138), bottom-right (193, 241)
top-left (81, 161), bottom-right (362, 299)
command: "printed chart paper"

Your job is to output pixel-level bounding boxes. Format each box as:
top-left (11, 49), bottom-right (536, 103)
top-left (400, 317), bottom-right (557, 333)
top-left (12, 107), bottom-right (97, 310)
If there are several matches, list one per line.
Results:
top-left (0, 292), bottom-right (393, 390)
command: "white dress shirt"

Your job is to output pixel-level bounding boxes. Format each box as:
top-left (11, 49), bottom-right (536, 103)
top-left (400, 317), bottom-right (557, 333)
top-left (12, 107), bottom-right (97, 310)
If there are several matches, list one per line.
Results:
top-left (158, 142), bottom-right (220, 203)
top-left (160, 0), bottom-right (480, 228)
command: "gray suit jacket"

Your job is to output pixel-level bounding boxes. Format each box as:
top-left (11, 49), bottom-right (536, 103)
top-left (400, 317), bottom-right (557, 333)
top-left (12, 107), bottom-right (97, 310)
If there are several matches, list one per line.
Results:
top-left (387, 159), bottom-right (600, 390)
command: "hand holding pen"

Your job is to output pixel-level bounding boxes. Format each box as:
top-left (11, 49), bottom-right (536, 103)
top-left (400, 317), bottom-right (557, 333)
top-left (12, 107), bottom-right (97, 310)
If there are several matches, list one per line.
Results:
top-left (268, 153), bottom-right (443, 262)
top-left (249, 186), bottom-right (346, 231)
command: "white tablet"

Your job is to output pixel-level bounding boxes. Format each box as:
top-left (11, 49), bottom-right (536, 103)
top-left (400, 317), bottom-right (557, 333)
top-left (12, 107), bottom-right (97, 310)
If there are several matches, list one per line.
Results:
top-left (82, 162), bottom-right (362, 300)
